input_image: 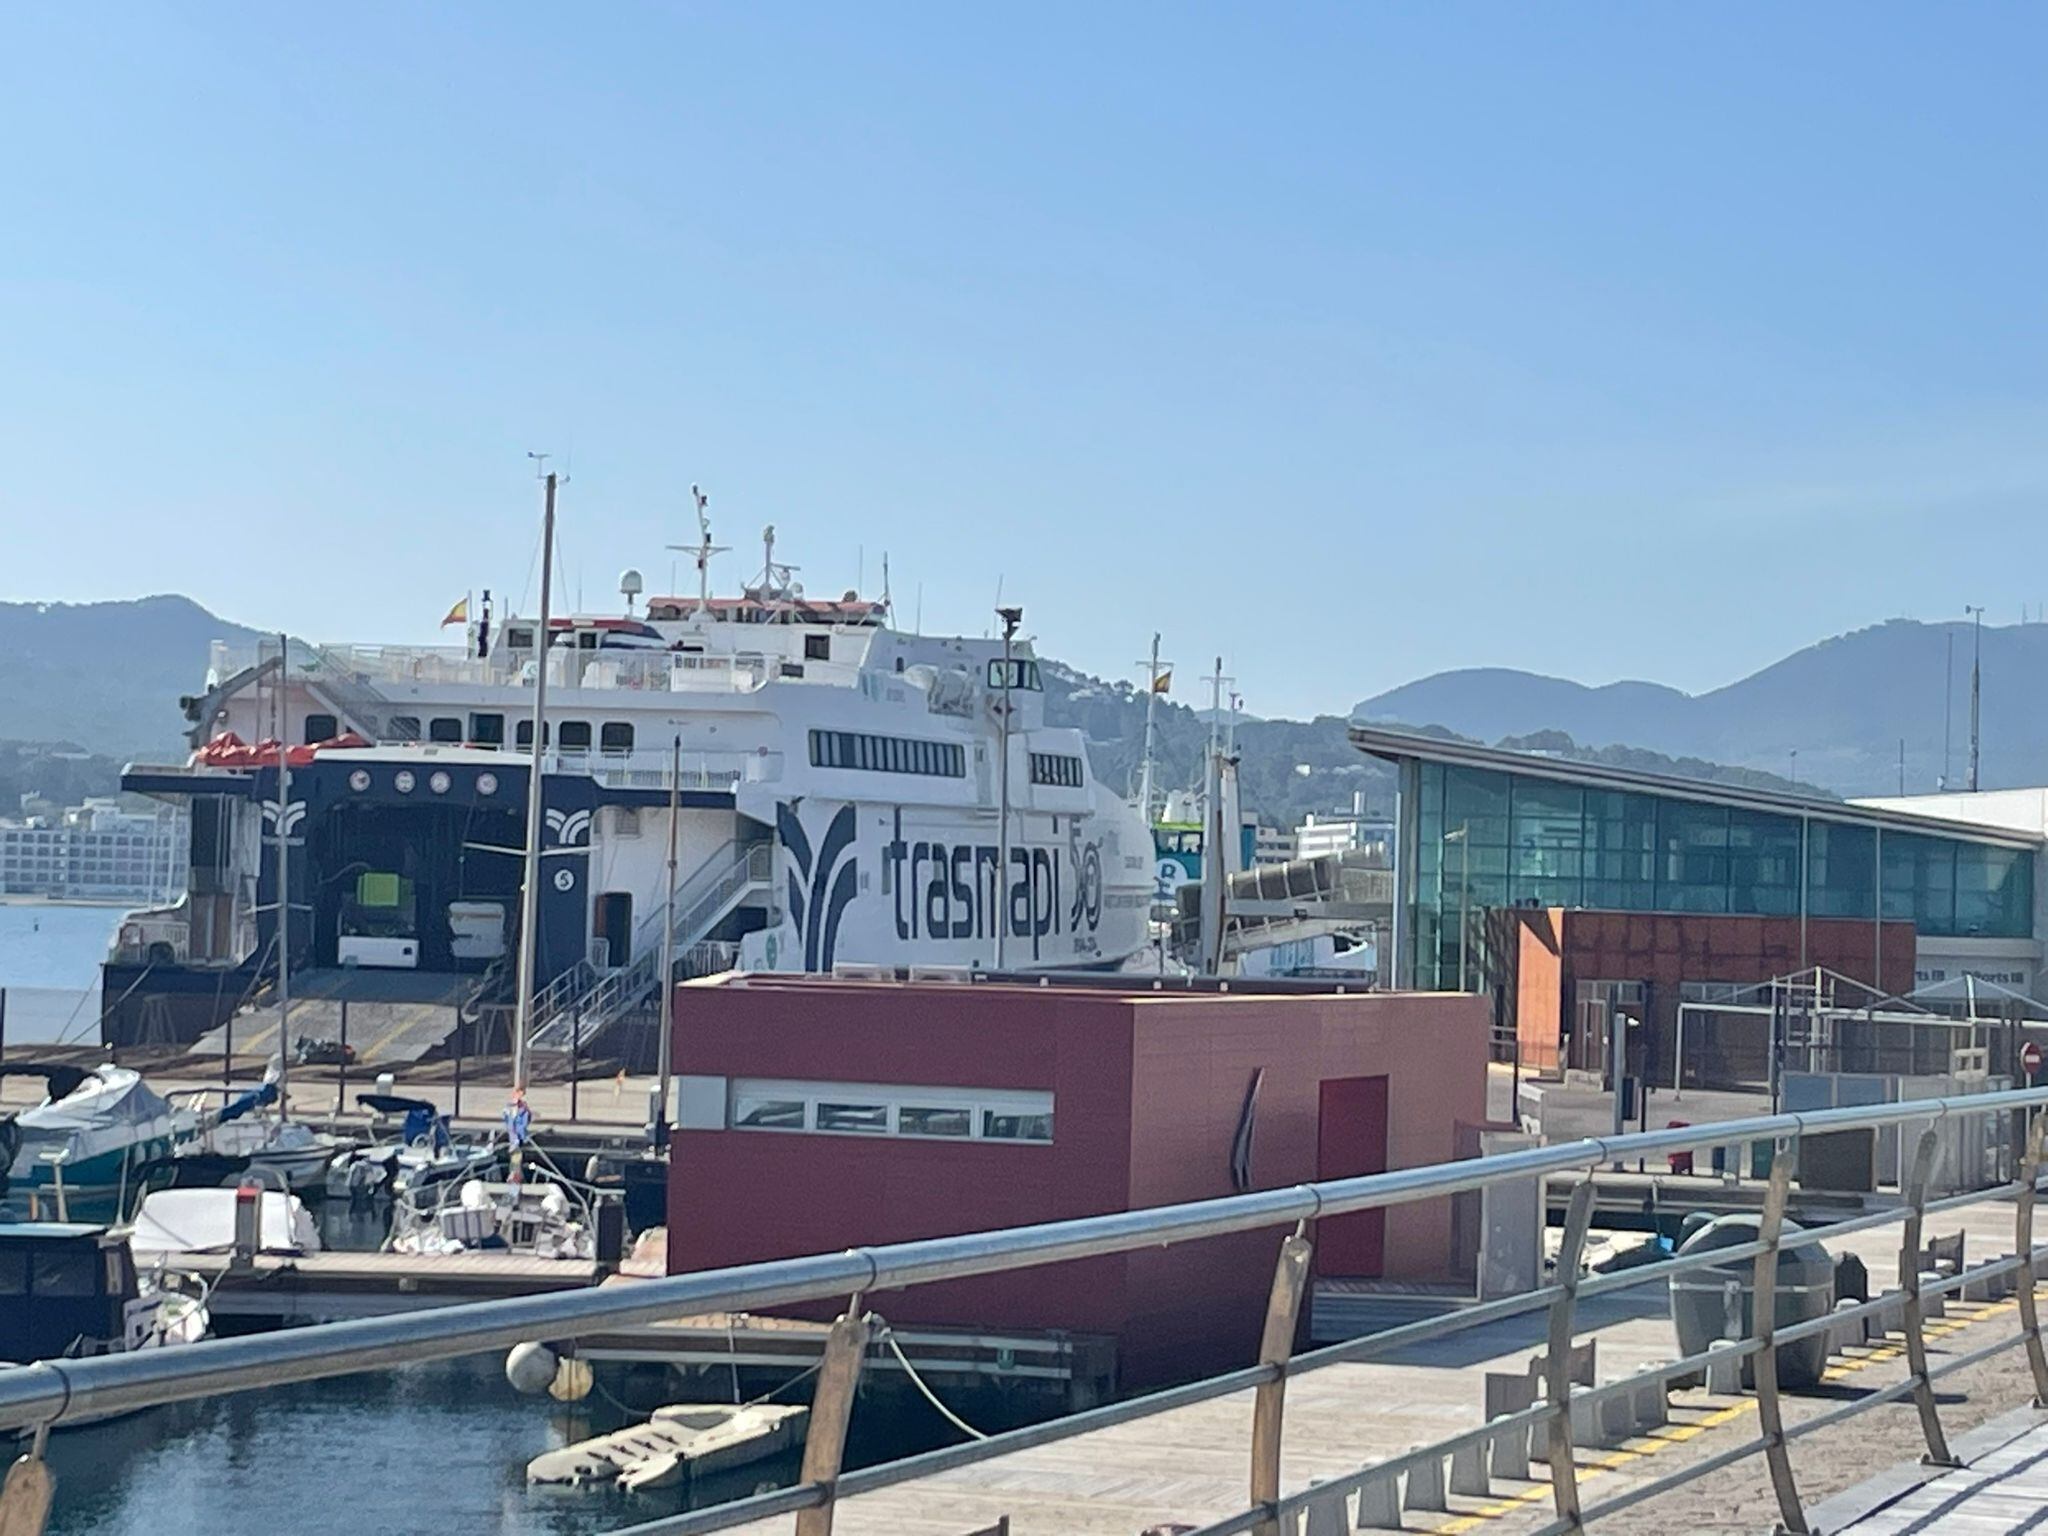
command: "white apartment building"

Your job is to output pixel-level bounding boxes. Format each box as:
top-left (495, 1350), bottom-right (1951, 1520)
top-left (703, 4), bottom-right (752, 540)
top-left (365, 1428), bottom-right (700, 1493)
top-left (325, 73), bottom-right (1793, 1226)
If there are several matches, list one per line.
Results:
top-left (0, 798), bottom-right (189, 902)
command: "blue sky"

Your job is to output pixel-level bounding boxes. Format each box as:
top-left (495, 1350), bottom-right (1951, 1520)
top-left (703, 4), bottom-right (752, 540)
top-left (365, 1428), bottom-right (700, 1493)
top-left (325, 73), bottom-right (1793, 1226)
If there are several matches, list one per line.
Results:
top-left (3, 5), bottom-right (2046, 718)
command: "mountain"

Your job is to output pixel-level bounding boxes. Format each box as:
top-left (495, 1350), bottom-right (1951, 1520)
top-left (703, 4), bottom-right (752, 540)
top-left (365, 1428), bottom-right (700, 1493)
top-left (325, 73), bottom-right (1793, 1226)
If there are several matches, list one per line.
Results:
top-left (1355, 618), bottom-right (2026, 798)
top-left (0, 596), bottom-right (263, 759)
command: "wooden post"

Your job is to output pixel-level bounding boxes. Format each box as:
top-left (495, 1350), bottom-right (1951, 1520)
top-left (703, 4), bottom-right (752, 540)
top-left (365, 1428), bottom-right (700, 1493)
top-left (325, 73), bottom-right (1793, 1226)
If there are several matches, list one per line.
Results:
top-left (1248, 1226), bottom-right (1314, 1536)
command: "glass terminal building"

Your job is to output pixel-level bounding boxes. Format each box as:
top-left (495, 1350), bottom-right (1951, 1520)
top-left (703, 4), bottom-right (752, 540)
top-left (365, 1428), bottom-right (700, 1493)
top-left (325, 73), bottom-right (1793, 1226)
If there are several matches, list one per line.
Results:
top-left (1349, 728), bottom-right (2041, 994)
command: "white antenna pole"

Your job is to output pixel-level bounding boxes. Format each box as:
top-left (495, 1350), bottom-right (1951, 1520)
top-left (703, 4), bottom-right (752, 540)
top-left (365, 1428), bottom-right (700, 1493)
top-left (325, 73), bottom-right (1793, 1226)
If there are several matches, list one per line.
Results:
top-left (514, 462), bottom-right (558, 1116)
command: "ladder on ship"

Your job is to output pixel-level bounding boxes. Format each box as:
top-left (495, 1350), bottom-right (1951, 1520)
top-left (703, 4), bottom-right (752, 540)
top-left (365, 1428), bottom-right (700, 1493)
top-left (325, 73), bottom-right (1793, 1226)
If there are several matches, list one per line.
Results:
top-left (528, 838), bottom-right (774, 1056)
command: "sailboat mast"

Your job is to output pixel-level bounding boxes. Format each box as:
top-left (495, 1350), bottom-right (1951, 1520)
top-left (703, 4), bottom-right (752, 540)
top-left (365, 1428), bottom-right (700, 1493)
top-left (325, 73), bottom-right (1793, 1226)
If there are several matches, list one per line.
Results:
top-left (275, 633), bottom-right (291, 1124)
top-left (513, 469), bottom-right (559, 1098)
top-left (656, 733), bottom-right (681, 1146)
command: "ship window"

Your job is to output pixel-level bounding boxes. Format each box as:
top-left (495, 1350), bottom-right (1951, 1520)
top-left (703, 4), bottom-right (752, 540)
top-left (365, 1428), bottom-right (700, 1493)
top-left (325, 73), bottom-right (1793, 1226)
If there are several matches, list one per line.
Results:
top-left (303, 713), bottom-right (338, 745)
top-left (1030, 753), bottom-right (1084, 789)
top-left (578, 631), bottom-right (599, 650)
top-left (389, 716), bottom-right (420, 742)
top-left (469, 712), bottom-right (505, 746)
top-left (557, 721), bottom-right (592, 751)
top-left (780, 662), bottom-right (805, 679)
top-left (805, 634), bottom-right (831, 661)
top-left (806, 730), bottom-right (965, 778)
top-left (986, 658), bottom-right (1043, 692)
top-left (428, 717), bottom-right (463, 743)
top-left (600, 722), bottom-right (634, 754)
top-left (0, 1250), bottom-right (24, 1295)
top-left (514, 719), bottom-right (551, 749)
top-left (505, 626), bottom-right (534, 651)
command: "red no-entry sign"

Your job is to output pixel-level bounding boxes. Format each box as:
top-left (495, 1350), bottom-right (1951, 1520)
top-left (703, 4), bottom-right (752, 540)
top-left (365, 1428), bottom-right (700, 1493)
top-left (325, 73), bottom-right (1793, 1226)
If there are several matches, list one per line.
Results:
top-left (2023, 1040), bottom-right (2043, 1077)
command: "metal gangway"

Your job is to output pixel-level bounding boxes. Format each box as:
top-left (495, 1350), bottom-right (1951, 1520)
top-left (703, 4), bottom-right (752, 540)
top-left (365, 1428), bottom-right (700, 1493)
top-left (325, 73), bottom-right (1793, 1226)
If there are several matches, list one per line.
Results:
top-left (9, 1088), bottom-right (2048, 1535)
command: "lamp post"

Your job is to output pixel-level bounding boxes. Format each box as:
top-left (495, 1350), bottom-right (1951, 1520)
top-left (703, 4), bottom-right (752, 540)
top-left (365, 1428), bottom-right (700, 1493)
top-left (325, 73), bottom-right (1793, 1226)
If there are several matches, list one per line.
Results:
top-left (1442, 822), bottom-right (1470, 991)
top-left (995, 606), bottom-right (1023, 971)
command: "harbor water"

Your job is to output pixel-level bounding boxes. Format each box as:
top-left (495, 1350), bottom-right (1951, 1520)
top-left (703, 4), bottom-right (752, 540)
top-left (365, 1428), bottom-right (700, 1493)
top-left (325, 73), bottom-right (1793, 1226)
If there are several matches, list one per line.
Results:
top-left (0, 901), bottom-right (124, 1046)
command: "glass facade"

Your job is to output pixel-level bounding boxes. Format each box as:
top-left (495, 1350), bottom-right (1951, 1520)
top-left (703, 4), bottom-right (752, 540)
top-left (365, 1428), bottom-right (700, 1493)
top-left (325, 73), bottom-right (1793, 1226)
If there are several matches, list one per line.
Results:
top-left (1406, 759), bottom-right (2036, 990)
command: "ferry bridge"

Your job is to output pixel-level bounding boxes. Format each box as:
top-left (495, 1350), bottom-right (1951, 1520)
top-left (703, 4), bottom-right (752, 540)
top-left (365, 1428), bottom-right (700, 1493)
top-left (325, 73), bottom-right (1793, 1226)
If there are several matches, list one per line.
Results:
top-left (9, 1091), bottom-right (2048, 1535)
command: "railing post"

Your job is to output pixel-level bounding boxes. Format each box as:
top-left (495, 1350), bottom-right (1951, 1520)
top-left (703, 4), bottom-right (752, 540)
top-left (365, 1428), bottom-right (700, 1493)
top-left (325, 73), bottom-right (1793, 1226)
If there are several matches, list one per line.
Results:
top-left (792, 1301), bottom-right (874, 1536)
top-left (2016, 1110), bottom-right (2048, 1407)
top-left (1249, 1222), bottom-right (1314, 1536)
top-left (1751, 1135), bottom-right (1808, 1534)
top-left (1545, 1178), bottom-right (1597, 1531)
top-left (1899, 1127), bottom-right (1958, 1468)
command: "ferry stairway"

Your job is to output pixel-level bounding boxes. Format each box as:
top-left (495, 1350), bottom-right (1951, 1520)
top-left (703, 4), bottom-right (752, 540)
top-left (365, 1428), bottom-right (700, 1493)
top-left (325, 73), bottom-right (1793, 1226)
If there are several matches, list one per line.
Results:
top-left (527, 839), bottom-right (774, 1057)
top-left (288, 638), bottom-right (394, 741)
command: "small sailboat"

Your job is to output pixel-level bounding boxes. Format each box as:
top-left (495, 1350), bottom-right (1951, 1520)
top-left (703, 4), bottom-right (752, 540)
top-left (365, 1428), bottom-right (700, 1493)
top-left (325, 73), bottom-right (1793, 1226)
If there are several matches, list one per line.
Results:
top-left (526, 1403), bottom-right (808, 1491)
top-left (386, 1172), bottom-right (607, 1261)
top-left (1, 1064), bottom-right (194, 1209)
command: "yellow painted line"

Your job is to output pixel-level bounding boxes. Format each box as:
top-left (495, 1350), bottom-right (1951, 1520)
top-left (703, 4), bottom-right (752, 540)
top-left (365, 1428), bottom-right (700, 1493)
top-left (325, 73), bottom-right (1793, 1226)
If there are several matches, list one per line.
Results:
top-left (1431, 1294), bottom-right (2023, 1532)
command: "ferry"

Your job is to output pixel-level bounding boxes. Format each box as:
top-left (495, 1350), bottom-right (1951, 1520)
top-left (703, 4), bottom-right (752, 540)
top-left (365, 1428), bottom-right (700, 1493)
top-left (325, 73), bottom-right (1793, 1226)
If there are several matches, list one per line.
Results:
top-left (105, 520), bottom-right (1154, 1061)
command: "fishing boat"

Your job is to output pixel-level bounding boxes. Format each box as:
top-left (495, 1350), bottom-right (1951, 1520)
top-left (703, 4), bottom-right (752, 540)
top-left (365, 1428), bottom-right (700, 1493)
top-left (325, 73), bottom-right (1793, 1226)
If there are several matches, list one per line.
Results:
top-left (526, 1402), bottom-right (808, 1491)
top-left (1, 1065), bottom-right (194, 1210)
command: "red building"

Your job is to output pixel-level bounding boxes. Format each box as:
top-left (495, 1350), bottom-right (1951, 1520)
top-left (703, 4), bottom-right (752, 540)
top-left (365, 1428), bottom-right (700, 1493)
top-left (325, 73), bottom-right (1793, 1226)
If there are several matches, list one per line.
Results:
top-left (666, 977), bottom-right (1489, 1388)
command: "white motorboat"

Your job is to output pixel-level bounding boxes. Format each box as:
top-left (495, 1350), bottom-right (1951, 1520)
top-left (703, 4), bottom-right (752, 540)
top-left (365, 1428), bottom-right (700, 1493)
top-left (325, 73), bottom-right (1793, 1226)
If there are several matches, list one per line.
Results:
top-left (170, 1082), bottom-right (352, 1195)
top-left (2, 1064), bottom-right (195, 1209)
top-left (526, 1402), bottom-right (808, 1491)
top-left (128, 1186), bottom-right (324, 1257)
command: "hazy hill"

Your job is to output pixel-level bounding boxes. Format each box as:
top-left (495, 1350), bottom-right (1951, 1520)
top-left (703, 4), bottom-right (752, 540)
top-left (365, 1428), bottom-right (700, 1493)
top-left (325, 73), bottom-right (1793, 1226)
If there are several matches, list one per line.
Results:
top-left (1356, 618), bottom-right (2027, 797)
top-left (0, 596), bottom-right (262, 758)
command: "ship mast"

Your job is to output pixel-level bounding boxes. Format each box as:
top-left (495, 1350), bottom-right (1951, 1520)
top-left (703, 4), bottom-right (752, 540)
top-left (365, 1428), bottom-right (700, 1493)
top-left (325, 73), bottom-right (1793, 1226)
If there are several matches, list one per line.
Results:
top-left (668, 485), bottom-right (728, 620)
top-left (274, 633), bottom-right (291, 1125)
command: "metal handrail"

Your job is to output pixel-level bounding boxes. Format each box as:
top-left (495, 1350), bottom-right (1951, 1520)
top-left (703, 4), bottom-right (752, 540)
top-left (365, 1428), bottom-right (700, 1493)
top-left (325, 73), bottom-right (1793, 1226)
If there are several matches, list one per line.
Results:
top-left (4, 1086), bottom-right (2048, 1536)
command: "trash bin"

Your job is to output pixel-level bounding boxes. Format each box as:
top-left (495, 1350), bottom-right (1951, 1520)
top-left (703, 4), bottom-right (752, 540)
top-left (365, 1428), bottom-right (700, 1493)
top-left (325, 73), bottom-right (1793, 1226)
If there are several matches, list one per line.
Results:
top-left (1669, 1213), bottom-right (1835, 1388)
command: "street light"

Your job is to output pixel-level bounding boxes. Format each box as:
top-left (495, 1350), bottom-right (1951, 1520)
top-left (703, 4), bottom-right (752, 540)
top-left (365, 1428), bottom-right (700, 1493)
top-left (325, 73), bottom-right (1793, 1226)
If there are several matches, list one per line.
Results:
top-left (1441, 822), bottom-right (1470, 992)
top-left (994, 605), bottom-right (1024, 970)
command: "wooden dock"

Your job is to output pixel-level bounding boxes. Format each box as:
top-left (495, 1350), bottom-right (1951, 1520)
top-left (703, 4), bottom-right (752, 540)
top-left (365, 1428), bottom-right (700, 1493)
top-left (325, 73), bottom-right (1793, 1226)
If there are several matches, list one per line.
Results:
top-left (159, 1248), bottom-right (601, 1322)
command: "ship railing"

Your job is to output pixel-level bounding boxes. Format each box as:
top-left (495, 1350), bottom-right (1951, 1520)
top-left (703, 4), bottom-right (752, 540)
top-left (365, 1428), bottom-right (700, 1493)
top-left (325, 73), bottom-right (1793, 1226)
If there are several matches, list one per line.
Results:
top-left (6, 1088), bottom-right (2048, 1536)
top-left (527, 841), bottom-right (775, 1052)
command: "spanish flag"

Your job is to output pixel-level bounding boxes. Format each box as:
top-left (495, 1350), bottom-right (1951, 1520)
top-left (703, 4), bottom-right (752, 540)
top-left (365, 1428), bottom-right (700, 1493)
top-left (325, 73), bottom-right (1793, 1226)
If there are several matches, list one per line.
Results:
top-left (1152, 670), bottom-right (1172, 694)
top-left (440, 597), bottom-right (469, 628)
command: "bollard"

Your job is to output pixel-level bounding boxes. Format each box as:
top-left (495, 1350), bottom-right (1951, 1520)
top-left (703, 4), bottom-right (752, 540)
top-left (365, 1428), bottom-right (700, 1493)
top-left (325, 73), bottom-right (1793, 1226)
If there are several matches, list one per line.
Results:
top-left (1878, 1290), bottom-right (1906, 1336)
top-left (1706, 1340), bottom-right (1743, 1395)
top-left (1568, 1393), bottom-right (1606, 1449)
top-left (1354, 1467), bottom-right (1403, 1530)
top-left (1631, 1375), bottom-right (1669, 1432)
top-left (1403, 1453), bottom-right (1447, 1513)
top-left (1449, 1441), bottom-right (1490, 1499)
top-left (1829, 1297), bottom-right (1863, 1355)
top-left (1489, 1414), bottom-right (1530, 1482)
top-left (1920, 1271), bottom-right (1947, 1320)
top-left (1596, 1391), bottom-right (1634, 1446)
top-left (1302, 1479), bottom-right (1347, 1536)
